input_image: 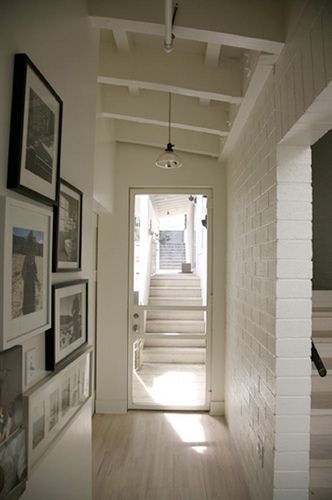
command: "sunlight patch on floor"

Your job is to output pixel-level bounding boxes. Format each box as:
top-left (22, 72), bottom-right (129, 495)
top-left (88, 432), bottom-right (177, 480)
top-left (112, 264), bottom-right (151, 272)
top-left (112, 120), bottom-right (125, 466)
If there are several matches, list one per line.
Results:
top-left (133, 362), bottom-right (206, 407)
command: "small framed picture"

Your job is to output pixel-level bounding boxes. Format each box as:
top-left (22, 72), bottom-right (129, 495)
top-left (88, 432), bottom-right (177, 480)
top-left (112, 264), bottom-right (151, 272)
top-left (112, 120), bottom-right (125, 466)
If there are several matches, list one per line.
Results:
top-left (53, 179), bottom-right (83, 272)
top-left (45, 280), bottom-right (88, 370)
top-left (24, 348), bottom-right (92, 474)
top-left (7, 53), bottom-right (62, 206)
top-left (0, 197), bottom-right (52, 350)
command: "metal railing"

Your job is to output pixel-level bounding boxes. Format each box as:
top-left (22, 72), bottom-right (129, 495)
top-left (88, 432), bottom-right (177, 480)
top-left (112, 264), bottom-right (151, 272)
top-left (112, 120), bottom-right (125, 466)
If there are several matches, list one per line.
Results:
top-left (311, 341), bottom-right (327, 377)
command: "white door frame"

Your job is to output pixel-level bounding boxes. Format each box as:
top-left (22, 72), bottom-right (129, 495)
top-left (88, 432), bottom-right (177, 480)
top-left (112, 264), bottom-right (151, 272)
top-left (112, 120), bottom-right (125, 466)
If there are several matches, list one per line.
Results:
top-left (127, 187), bottom-right (213, 411)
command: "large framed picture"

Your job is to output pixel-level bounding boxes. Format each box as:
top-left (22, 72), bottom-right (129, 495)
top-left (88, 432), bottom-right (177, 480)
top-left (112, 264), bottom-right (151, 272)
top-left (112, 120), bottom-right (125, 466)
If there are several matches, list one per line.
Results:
top-left (53, 179), bottom-right (82, 272)
top-left (24, 347), bottom-right (92, 475)
top-left (0, 197), bottom-right (52, 351)
top-left (45, 280), bottom-right (88, 370)
top-left (7, 53), bottom-right (62, 206)
top-left (0, 428), bottom-right (27, 499)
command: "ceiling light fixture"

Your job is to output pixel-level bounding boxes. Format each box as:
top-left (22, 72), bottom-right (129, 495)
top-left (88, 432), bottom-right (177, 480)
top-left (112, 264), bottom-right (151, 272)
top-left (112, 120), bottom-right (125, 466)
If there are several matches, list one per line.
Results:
top-left (155, 93), bottom-right (182, 169)
top-left (164, 0), bottom-right (179, 53)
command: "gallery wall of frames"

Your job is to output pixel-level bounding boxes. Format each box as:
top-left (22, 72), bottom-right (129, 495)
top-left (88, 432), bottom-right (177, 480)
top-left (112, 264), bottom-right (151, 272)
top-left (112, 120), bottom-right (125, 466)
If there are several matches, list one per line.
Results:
top-left (0, 53), bottom-right (92, 499)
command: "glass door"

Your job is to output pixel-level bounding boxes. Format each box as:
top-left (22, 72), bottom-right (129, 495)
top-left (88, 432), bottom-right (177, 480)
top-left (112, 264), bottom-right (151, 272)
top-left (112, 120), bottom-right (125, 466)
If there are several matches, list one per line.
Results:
top-left (128, 189), bottom-right (212, 410)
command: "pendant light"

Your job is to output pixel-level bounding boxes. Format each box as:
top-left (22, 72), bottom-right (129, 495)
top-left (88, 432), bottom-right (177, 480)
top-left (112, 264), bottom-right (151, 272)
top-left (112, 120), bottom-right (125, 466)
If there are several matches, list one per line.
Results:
top-left (155, 93), bottom-right (182, 169)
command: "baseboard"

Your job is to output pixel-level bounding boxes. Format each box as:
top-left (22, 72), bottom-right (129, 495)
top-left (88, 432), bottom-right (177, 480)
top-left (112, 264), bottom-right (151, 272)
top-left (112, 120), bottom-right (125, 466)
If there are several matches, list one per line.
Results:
top-left (95, 398), bottom-right (127, 414)
top-left (209, 401), bottom-right (225, 416)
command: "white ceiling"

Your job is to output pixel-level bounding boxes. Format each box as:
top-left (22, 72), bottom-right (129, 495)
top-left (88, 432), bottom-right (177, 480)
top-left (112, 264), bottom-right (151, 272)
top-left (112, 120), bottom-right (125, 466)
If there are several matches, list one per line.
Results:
top-left (90, 0), bottom-right (285, 160)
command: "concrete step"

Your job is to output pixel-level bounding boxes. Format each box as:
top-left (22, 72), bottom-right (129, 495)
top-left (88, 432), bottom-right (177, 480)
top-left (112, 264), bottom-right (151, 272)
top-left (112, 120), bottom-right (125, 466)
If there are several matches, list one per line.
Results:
top-left (146, 319), bottom-right (205, 334)
top-left (152, 273), bottom-right (198, 280)
top-left (142, 346), bottom-right (205, 364)
top-left (150, 279), bottom-right (200, 288)
top-left (144, 337), bottom-right (205, 348)
top-left (310, 465), bottom-right (332, 489)
top-left (313, 291), bottom-right (332, 309)
top-left (149, 287), bottom-right (201, 297)
top-left (313, 316), bottom-right (332, 331)
top-left (311, 414), bottom-right (332, 435)
top-left (311, 392), bottom-right (332, 414)
top-left (311, 434), bottom-right (332, 460)
top-left (312, 359), bottom-right (332, 392)
top-left (312, 339), bottom-right (332, 358)
top-left (149, 297), bottom-right (203, 306)
top-left (146, 309), bottom-right (204, 320)
top-left (159, 264), bottom-right (182, 269)
top-left (309, 487), bottom-right (332, 499)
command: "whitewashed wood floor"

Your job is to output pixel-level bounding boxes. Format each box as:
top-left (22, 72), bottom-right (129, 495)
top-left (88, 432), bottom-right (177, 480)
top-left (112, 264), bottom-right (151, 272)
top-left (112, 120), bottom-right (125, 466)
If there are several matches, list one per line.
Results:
top-left (93, 411), bottom-right (250, 500)
top-left (132, 363), bottom-right (206, 407)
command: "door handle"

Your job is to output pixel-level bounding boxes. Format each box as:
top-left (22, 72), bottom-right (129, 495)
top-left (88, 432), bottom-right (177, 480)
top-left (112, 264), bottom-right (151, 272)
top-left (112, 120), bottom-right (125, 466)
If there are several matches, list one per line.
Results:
top-left (133, 324), bottom-right (140, 332)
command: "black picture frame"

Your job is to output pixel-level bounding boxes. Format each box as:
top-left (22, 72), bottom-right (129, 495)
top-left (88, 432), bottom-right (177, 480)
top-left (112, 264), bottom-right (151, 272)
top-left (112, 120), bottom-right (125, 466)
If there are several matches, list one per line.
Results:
top-left (45, 280), bottom-right (88, 371)
top-left (53, 179), bottom-right (83, 272)
top-left (7, 53), bottom-right (62, 206)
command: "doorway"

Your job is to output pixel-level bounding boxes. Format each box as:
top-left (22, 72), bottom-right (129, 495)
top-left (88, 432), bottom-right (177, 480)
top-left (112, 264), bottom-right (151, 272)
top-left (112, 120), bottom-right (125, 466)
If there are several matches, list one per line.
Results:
top-left (128, 189), bottom-right (212, 410)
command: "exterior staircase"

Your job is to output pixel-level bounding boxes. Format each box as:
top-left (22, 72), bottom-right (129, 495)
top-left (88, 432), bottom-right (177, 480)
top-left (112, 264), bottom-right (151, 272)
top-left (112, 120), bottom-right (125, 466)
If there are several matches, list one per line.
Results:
top-left (142, 273), bottom-right (206, 364)
top-left (159, 230), bottom-right (186, 270)
top-left (310, 291), bottom-right (332, 499)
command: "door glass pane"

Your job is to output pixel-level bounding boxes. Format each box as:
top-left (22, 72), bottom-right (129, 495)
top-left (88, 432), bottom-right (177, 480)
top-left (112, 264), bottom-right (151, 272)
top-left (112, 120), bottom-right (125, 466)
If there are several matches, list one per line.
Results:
top-left (133, 194), bottom-right (208, 307)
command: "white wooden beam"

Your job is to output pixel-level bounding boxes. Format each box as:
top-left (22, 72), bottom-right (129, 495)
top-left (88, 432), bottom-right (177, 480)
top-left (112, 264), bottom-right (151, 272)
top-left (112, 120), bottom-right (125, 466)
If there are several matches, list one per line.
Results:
top-left (114, 121), bottom-right (221, 157)
top-left (98, 42), bottom-right (242, 104)
top-left (112, 30), bottom-right (130, 53)
top-left (89, 0), bottom-right (284, 55)
top-left (100, 86), bottom-right (229, 135)
top-left (205, 43), bottom-right (221, 67)
top-left (220, 54), bottom-right (277, 161)
top-left (128, 85), bottom-right (140, 96)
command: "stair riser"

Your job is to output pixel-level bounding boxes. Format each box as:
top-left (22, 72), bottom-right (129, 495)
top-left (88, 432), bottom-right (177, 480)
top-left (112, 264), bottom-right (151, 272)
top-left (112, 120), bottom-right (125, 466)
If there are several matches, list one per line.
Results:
top-left (150, 280), bottom-right (200, 287)
top-left (310, 468), bottom-right (332, 489)
top-left (314, 343), bottom-right (332, 358)
top-left (149, 298), bottom-right (202, 306)
top-left (312, 374), bottom-right (332, 392)
top-left (147, 311), bottom-right (204, 320)
top-left (142, 352), bottom-right (205, 363)
top-left (144, 339), bottom-right (205, 347)
top-left (311, 415), bottom-right (332, 435)
top-left (150, 288), bottom-right (201, 297)
top-left (313, 317), bottom-right (332, 331)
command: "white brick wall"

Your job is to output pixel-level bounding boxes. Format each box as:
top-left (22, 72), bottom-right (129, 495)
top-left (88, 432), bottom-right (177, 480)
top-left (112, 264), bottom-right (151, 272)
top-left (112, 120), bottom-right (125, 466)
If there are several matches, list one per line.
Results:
top-left (225, 2), bottom-right (332, 499)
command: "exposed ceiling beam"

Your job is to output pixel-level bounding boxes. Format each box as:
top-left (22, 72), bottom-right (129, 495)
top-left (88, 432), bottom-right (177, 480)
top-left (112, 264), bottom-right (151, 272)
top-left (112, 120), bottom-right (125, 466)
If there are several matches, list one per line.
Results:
top-left (114, 121), bottom-right (221, 157)
top-left (205, 43), bottom-right (221, 67)
top-left (100, 86), bottom-right (229, 136)
top-left (220, 54), bottom-right (278, 161)
top-left (89, 0), bottom-right (284, 54)
top-left (98, 42), bottom-right (243, 104)
top-left (112, 30), bottom-right (130, 53)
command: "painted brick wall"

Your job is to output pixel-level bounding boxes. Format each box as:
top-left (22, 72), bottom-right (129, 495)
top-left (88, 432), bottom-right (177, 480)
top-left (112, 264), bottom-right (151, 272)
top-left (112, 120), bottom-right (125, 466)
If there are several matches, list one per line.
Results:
top-left (225, 1), bottom-right (332, 499)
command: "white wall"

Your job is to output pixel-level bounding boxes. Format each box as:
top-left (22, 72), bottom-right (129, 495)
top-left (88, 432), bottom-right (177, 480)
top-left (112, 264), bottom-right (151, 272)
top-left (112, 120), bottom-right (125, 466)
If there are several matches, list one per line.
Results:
top-left (96, 143), bottom-right (226, 413)
top-left (225, 1), bottom-right (332, 499)
top-left (0, 1), bottom-right (99, 498)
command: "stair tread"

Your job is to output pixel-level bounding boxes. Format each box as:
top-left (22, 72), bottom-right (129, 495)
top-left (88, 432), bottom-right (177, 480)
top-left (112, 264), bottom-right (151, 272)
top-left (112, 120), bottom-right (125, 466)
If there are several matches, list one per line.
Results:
top-left (311, 435), bottom-right (332, 460)
top-left (309, 488), bottom-right (332, 500)
top-left (143, 346), bottom-right (205, 352)
top-left (312, 392), bottom-right (332, 411)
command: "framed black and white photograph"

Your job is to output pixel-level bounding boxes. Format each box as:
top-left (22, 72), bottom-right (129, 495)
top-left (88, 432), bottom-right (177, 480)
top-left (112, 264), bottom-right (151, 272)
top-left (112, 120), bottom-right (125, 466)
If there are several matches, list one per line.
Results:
top-left (24, 348), bottom-right (92, 474)
top-left (7, 53), bottom-right (62, 206)
top-left (53, 179), bottom-right (82, 272)
top-left (45, 280), bottom-right (88, 370)
top-left (0, 197), bottom-right (52, 351)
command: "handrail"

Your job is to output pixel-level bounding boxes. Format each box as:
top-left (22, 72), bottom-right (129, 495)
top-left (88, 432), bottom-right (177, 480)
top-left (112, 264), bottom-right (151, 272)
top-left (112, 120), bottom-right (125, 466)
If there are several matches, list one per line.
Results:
top-left (311, 341), bottom-right (327, 377)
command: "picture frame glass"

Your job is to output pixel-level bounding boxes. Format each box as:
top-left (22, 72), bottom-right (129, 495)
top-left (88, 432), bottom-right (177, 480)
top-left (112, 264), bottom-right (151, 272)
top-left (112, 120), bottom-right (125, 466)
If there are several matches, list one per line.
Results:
top-left (20, 65), bottom-right (60, 202)
top-left (56, 182), bottom-right (82, 270)
top-left (2, 197), bottom-right (52, 349)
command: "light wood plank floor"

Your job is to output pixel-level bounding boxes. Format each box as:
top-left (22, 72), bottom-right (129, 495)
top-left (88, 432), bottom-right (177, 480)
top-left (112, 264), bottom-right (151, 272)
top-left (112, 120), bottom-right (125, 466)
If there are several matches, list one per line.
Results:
top-left (93, 411), bottom-right (250, 500)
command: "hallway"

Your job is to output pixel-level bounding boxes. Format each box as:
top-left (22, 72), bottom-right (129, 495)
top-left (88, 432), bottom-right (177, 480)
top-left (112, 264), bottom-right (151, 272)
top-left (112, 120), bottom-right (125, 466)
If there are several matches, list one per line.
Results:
top-left (92, 411), bottom-right (250, 500)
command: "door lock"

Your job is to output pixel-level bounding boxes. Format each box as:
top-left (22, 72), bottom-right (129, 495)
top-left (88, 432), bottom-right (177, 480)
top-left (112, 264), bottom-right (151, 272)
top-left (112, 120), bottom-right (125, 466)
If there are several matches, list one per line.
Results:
top-left (133, 324), bottom-right (139, 332)
top-left (133, 313), bottom-right (139, 319)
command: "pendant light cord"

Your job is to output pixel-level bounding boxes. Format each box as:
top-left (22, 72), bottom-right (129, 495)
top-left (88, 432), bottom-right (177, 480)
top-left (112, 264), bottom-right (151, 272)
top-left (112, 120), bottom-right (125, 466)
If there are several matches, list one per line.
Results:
top-left (168, 92), bottom-right (172, 145)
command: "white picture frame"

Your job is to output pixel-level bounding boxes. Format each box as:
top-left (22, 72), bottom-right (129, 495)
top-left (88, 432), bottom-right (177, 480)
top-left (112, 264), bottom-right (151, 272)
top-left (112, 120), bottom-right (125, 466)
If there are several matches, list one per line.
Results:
top-left (0, 196), bottom-right (52, 350)
top-left (24, 347), bottom-right (92, 475)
